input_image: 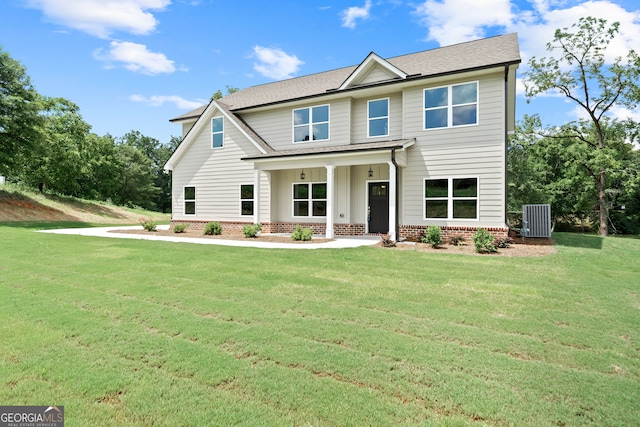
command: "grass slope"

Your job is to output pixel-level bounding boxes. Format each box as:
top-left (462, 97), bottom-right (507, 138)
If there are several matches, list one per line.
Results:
top-left (0, 185), bottom-right (169, 223)
top-left (0, 224), bottom-right (638, 426)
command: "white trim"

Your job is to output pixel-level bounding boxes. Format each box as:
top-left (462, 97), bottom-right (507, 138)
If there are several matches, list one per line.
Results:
top-left (165, 100), bottom-right (267, 171)
top-left (326, 165), bottom-right (335, 239)
top-left (423, 81), bottom-right (479, 130)
top-left (423, 176), bottom-right (480, 221)
top-left (292, 181), bottom-right (327, 218)
top-left (211, 116), bottom-right (224, 149)
top-left (339, 52), bottom-right (408, 90)
top-left (292, 104), bottom-right (330, 143)
top-left (183, 185), bottom-right (196, 216)
top-left (365, 179), bottom-right (389, 234)
top-left (240, 183), bottom-right (254, 217)
top-left (367, 97), bottom-right (390, 138)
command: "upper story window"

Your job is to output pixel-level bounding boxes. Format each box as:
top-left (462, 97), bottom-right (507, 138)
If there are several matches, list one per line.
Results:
top-left (293, 105), bottom-right (329, 143)
top-left (368, 98), bottom-right (389, 137)
top-left (212, 116), bottom-right (224, 148)
top-left (424, 177), bottom-right (478, 220)
top-left (424, 82), bottom-right (478, 129)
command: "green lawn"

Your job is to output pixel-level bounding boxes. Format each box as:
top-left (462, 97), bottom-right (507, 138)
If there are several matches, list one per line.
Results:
top-left (1, 223), bottom-right (638, 426)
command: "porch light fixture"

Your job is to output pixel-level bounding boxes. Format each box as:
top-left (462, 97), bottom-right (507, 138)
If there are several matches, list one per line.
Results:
top-left (368, 165), bottom-right (373, 178)
top-left (300, 169), bottom-right (306, 180)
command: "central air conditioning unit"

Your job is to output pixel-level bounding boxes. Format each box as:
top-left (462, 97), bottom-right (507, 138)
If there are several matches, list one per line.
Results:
top-left (522, 204), bottom-right (552, 238)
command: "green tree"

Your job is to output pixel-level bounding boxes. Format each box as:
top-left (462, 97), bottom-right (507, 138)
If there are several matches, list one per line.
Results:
top-left (0, 46), bottom-right (44, 177)
top-left (22, 97), bottom-right (91, 195)
top-left (211, 85), bottom-right (239, 101)
top-left (523, 16), bottom-right (640, 235)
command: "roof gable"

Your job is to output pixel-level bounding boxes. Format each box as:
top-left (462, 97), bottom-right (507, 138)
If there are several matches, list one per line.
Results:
top-left (338, 52), bottom-right (408, 90)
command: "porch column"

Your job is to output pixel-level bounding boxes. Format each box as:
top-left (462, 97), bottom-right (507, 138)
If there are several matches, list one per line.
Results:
top-left (325, 165), bottom-right (335, 239)
top-left (253, 169), bottom-right (261, 225)
top-left (387, 161), bottom-right (397, 241)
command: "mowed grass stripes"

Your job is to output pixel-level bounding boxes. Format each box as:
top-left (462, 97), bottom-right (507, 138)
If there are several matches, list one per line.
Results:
top-left (0, 223), bottom-right (638, 426)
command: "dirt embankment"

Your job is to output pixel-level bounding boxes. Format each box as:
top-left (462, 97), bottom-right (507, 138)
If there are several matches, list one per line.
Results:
top-left (0, 188), bottom-right (168, 224)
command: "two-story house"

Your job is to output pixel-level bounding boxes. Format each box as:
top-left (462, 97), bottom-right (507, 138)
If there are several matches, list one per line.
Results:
top-left (165, 33), bottom-right (520, 241)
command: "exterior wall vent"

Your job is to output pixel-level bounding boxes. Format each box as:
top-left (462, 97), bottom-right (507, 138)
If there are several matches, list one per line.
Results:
top-left (522, 204), bottom-right (551, 238)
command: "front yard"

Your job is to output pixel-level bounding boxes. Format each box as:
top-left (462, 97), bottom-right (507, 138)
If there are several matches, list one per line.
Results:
top-left (1, 223), bottom-right (638, 426)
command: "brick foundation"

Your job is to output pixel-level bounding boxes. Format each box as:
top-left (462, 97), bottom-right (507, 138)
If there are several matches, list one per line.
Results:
top-left (399, 225), bottom-right (509, 242)
top-left (170, 219), bottom-right (508, 241)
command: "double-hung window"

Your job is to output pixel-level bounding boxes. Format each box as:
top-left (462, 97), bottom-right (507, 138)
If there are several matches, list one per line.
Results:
top-left (212, 116), bottom-right (224, 148)
top-left (240, 185), bottom-right (254, 216)
top-left (368, 98), bottom-right (389, 137)
top-left (424, 178), bottom-right (478, 219)
top-left (293, 183), bottom-right (326, 217)
top-left (293, 105), bottom-right (329, 142)
top-left (184, 186), bottom-right (196, 215)
top-left (424, 82), bottom-right (478, 129)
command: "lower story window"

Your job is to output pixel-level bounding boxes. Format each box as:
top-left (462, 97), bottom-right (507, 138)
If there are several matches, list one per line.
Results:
top-left (184, 186), bottom-right (196, 215)
top-left (241, 184), bottom-right (254, 216)
top-left (293, 182), bottom-right (326, 217)
top-left (424, 177), bottom-right (478, 219)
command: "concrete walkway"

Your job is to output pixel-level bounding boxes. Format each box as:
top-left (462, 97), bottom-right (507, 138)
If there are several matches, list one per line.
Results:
top-left (38, 225), bottom-right (380, 250)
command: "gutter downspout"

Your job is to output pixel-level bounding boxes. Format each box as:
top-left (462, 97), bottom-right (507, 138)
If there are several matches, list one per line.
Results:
top-left (391, 148), bottom-right (399, 241)
top-left (504, 64), bottom-right (510, 229)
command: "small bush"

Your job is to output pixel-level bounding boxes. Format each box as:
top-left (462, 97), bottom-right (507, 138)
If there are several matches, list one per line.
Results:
top-left (203, 222), bottom-right (222, 235)
top-left (421, 225), bottom-right (442, 248)
top-left (380, 233), bottom-right (396, 248)
top-left (139, 217), bottom-right (157, 232)
top-left (242, 223), bottom-right (262, 238)
top-left (291, 225), bottom-right (313, 241)
top-left (450, 235), bottom-right (466, 246)
top-left (173, 224), bottom-right (188, 233)
top-left (473, 228), bottom-right (497, 253)
top-left (494, 237), bottom-right (514, 248)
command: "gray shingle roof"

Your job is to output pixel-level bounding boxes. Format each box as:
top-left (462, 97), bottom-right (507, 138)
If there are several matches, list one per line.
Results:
top-left (171, 33), bottom-right (520, 122)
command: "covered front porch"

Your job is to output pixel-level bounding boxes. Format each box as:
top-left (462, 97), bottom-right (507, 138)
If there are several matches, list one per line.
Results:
top-left (243, 139), bottom-right (414, 241)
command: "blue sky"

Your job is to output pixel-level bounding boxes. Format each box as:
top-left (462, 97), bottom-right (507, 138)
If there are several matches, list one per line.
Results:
top-left (1, 0), bottom-right (639, 144)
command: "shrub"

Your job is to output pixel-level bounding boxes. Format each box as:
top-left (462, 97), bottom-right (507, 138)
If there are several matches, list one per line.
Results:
top-left (173, 224), bottom-right (188, 233)
top-left (380, 233), bottom-right (396, 248)
top-left (450, 235), bottom-right (466, 246)
top-left (139, 217), bottom-right (157, 232)
top-left (494, 237), bottom-right (514, 248)
top-left (473, 228), bottom-right (497, 253)
top-left (421, 225), bottom-right (442, 248)
top-left (291, 225), bottom-right (313, 241)
top-left (203, 222), bottom-right (222, 235)
top-left (242, 223), bottom-right (262, 238)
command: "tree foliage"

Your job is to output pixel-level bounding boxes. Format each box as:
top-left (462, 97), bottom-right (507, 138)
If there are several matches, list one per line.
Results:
top-left (522, 16), bottom-right (640, 235)
top-left (0, 46), bottom-right (44, 176)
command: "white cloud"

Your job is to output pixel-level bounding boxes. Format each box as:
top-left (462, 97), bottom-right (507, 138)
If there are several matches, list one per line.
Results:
top-left (129, 94), bottom-right (204, 109)
top-left (94, 41), bottom-right (176, 75)
top-left (414, 0), bottom-right (513, 45)
top-left (26, 0), bottom-right (170, 38)
top-left (341, 0), bottom-right (372, 29)
top-left (252, 46), bottom-right (304, 80)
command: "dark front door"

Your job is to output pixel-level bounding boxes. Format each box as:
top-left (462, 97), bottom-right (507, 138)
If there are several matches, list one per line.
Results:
top-left (368, 182), bottom-right (389, 234)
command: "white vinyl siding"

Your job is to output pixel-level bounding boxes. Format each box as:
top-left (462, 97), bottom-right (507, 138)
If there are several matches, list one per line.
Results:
top-left (241, 99), bottom-right (351, 151)
top-left (401, 73), bottom-right (506, 228)
top-left (171, 116), bottom-right (270, 222)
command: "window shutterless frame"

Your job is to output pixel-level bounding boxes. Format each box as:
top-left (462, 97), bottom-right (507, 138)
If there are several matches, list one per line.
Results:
top-left (424, 81), bottom-right (478, 130)
top-left (292, 182), bottom-right (327, 217)
top-left (240, 184), bottom-right (254, 216)
top-left (184, 186), bottom-right (196, 215)
top-left (212, 116), bottom-right (224, 149)
top-left (292, 105), bottom-right (330, 143)
top-left (367, 98), bottom-right (389, 138)
top-left (424, 177), bottom-right (479, 220)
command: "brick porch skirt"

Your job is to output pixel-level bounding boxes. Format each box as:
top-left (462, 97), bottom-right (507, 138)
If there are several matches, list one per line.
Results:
top-left (169, 220), bottom-right (508, 240)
